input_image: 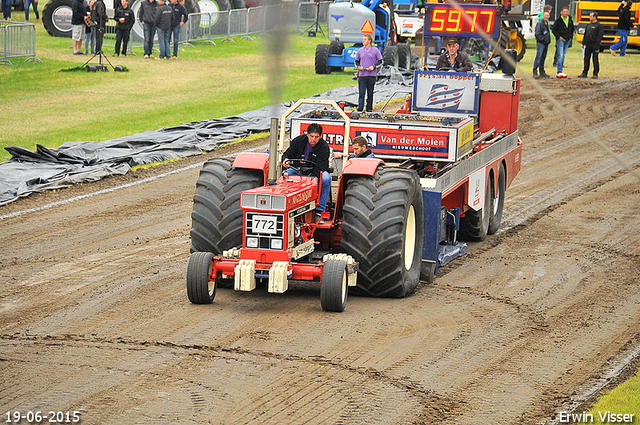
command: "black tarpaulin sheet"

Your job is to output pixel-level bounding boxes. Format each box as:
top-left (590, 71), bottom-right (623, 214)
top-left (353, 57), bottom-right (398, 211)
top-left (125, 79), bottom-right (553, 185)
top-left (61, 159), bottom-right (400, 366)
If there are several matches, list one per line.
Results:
top-left (0, 61), bottom-right (498, 206)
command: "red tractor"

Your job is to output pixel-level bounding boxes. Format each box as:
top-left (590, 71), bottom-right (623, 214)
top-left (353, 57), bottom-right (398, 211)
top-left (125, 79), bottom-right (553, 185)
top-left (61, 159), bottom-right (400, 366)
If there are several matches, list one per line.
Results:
top-left (187, 69), bottom-right (522, 312)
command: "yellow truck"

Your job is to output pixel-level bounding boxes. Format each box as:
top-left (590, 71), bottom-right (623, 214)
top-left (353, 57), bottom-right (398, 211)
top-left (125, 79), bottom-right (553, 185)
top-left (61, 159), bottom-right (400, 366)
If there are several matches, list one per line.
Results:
top-left (576, 0), bottom-right (639, 50)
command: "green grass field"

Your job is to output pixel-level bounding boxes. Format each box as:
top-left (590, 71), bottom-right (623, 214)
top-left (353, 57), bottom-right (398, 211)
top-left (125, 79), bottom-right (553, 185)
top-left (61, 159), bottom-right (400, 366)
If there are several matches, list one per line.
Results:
top-left (0, 15), bottom-right (354, 158)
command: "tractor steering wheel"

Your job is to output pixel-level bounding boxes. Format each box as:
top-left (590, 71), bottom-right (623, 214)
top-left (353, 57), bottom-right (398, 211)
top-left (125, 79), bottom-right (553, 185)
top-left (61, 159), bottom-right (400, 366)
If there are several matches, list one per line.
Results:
top-left (284, 158), bottom-right (316, 176)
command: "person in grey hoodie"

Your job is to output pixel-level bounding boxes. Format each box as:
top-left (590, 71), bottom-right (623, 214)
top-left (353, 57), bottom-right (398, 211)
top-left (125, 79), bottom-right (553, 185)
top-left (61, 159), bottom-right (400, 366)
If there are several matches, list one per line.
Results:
top-left (155, 0), bottom-right (173, 59)
top-left (138, 0), bottom-right (158, 58)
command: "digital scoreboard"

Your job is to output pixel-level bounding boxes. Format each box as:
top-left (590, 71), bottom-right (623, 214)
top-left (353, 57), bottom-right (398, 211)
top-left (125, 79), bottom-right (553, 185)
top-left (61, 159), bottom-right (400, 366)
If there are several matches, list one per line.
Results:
top-left (423, 4), bottom-right (501, 39)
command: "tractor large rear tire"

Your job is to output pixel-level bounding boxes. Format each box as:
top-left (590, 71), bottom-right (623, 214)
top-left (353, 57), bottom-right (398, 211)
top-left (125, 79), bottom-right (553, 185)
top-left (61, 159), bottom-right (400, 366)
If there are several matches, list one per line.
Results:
top-left (190, 158), bottom-right (263, 254)
top-left (341, 167), bottom-right (424, 298)
top-left (488, 163), bottom-right (506, 234)
top-left (42, 0), bottom-right (73, 38)
top-left (459, 174), bottom-right (493, 242)
top-left (315, 44), bottom-right (331, 74)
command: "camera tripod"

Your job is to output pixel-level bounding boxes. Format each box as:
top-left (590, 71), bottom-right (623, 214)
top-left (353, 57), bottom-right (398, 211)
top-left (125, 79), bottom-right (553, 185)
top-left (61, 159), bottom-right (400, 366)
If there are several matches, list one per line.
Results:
top-left (83, 50), bottom-right (124, 72)
top-left (305, 0), bottom-right (324, 37)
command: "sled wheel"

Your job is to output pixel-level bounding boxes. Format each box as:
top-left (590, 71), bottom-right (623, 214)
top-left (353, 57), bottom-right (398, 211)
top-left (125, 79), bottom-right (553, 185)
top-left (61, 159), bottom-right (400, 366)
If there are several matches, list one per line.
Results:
top-left (488, 163), bottom-right (506, 234)
top-left (459, 173), bottom-right (493, 242)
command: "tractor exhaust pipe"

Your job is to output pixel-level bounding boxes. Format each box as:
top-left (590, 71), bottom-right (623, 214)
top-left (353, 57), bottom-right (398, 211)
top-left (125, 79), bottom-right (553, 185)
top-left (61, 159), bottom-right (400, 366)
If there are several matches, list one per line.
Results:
top-left (268, 117), bottom-right (278, 185)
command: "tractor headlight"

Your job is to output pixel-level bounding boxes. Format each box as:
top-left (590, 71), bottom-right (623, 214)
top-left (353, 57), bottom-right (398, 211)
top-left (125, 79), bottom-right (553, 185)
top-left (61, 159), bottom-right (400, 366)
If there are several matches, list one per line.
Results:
top-left (270, 239), bottom-right (283, 250)
top-left (246, 237), bottom-right (259, 248)
top-left (577, 27), bottom-right (585, 34)
top-left (630, 28), bottom-right (638, 36)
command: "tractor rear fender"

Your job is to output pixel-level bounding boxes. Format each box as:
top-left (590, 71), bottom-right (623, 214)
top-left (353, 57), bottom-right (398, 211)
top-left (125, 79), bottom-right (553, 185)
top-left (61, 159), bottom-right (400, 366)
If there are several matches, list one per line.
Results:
top-left (334, 158), bottom-right (384, 221)
top-left (232, 152), bottom-right (270, 182)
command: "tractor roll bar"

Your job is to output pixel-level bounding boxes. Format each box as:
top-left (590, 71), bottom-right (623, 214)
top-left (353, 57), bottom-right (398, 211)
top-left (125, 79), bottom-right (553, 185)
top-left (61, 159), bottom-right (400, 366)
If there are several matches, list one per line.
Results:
top-left (277, 99), bottom-right (352, 174)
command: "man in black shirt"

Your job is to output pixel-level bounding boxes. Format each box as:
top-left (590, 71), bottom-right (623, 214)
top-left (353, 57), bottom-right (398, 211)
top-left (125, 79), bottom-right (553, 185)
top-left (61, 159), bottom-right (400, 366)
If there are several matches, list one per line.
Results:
top-left (282, 123), bottom-right (331, 221)
top-left (91, 0), bottom-right (107, 54)
top-left (579, 12), bottom-right (604, 79)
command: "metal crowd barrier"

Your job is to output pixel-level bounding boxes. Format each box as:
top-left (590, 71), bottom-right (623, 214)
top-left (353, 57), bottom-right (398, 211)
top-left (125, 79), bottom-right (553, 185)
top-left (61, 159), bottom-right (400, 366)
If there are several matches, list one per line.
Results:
top-left (184, 2), bottom-right (318, 46)
top-left (1, 21), bottom-right (42, 65)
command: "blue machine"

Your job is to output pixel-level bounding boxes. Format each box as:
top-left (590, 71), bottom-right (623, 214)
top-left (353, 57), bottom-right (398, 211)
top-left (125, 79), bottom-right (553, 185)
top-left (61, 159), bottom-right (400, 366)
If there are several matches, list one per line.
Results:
top-left (315, 0), bottom-right (412, 73)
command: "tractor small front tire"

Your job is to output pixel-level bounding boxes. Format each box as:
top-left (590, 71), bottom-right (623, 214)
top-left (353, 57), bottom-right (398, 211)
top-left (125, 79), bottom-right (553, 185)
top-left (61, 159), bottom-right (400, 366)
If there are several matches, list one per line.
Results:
top-left (320, 259), bottom-right (348, 312)
top-left (315, 44), bottom-right (331, 74)
top-left (187, 252), bottom-right (216, 304)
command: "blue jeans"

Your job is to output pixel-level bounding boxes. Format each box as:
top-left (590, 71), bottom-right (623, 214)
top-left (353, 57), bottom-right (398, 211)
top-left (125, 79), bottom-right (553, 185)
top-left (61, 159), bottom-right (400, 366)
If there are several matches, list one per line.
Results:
top-left (85, 27), bottom-right (95, 54)
top-left (429, 35), bottom-right (442, 55)
top-left (555, 38), bottom-right (570, 73)
top-left (285, 169), bottom-right (331, 212)
top-left (358, 76), bottom-right (376, 112)
top-left (157, 27), bottom-right (170, 58)
top-left (2, 0), bottom-right (12, 20)
top-left (24, 0), bottom-right (39, 22)
top-left (143, 23), bottom-right (156, 56)
top-left (171, 25), bottom-right (180, 57)
top-left (533, 42), bottom-right (548, 74)
top-left (610, 29), bottom-right (628, 56)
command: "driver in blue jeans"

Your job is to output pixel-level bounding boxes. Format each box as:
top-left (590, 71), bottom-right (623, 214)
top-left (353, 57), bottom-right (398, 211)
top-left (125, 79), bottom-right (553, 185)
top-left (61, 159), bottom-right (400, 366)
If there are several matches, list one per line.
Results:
top-left (281, 123), bottom-right (331, 222)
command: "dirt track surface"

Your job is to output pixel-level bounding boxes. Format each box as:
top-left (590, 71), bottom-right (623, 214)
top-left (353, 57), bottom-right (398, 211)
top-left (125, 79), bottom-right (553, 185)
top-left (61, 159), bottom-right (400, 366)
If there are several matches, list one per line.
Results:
top-left (1, 77), bottom-right (640, 425)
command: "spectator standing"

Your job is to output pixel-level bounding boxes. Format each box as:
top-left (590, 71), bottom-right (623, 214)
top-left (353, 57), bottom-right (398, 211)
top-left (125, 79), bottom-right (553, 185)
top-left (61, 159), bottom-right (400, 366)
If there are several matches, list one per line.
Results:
top-left (354, 33), bottom-right (383, 113)
top-left (435, 38), bottom-right (473, 72)
top-left (551, 6), bottom-right (574, 78)
top-left (2, 0), bottom-right (11, 21)
top-left (169, 0), bottom-right (188, 59)
top-left (533, 10), bottom-right (551, 78)
top-left (91, 0), bottom-right (107, 54)
top-left (610, 0), bottom-right (636, 56)
top-left (84, 0), bottom-right (96, 55)
top-left (24, 0), bottom-right (40, 23)
top-left (71, 0), bottom-right (86, 54)
top-left (579, 12), bottom-right (604, 79)
top-left (139, 0), bottom-right (158, 58)
top-left (155, 0), bottom-right (172, 59)
top-left (114, 0), bottom-right (134, 56)
top-left (281, 123), bottom-right (331, 222)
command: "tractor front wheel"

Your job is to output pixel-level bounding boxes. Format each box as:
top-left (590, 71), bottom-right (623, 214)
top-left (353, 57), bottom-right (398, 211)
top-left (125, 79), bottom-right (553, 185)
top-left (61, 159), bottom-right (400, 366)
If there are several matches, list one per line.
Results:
top-left (320, 259), bottom-right (348, 312)
top-left (342, 167), bottom-right (424, 298)
top-left (187, 252), bottom-right (216, 304)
